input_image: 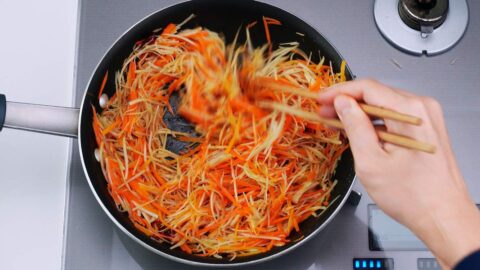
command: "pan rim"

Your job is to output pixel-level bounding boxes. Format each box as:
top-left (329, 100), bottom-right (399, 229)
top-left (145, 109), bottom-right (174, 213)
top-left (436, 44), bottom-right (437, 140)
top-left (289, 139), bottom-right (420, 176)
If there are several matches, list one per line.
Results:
top-left (77, 0), bottom-right (357, 267)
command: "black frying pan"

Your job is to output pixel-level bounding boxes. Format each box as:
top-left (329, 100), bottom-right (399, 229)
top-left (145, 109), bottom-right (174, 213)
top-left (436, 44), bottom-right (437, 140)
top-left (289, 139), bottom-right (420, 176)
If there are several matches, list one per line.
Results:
top-left (0, 0), bottom-right (355, 266)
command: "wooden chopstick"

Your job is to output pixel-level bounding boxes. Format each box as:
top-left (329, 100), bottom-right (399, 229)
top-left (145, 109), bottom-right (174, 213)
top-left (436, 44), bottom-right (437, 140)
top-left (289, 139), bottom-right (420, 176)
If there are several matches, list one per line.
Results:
top-left (266, 83), bottom-right (422, 125)
top-left (376, 131), bottom-right (436, 154)
top-left (258, 102), bottom-right (436, 154)
top-left (359, 104), bottom-right (422, 125)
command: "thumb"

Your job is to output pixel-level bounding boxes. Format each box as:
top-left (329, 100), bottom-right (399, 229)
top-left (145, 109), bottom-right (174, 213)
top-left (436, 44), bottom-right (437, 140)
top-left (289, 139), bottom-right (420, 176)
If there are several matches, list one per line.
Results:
top-left (334, 95), bottom-right (383, 157)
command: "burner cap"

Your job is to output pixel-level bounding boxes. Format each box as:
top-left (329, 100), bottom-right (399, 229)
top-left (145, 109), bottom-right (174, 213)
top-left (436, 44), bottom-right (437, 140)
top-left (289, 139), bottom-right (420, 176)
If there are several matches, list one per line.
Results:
top-left (399, 0), bottom-right (449, 31)
top-left (374, 0), bottom-right (468, 55)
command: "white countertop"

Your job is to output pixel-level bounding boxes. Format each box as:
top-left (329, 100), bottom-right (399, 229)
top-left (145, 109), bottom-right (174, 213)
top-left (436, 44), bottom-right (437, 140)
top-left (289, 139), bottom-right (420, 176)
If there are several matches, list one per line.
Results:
top-left (0, 1), bottom-right (78, 269)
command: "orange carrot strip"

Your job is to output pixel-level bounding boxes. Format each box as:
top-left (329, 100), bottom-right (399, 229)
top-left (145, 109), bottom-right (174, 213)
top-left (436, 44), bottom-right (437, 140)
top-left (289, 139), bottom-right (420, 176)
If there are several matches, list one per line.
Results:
top-left (98, 71), bottom-right (108, 99)
top-left (247, 21), bottom-right (258, 29)
top-left (162, 23), bottom-right (177, 35)
top-left (262, 16), bottom-right (282, 54)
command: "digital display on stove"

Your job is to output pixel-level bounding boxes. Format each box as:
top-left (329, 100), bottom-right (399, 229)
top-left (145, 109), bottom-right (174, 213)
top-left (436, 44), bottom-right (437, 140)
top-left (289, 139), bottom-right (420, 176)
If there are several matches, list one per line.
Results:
top-left (353, 258), bottom-right (393, 270)
top-left (368, 204), bottom-right (427, 251)
top-left (368, 204), bottom-right (480, 251)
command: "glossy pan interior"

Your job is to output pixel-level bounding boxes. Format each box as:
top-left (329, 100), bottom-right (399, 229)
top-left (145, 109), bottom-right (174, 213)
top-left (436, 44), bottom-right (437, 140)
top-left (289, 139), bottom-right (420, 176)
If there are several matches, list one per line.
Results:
top-left (78, 0), bottom-right (355, 266)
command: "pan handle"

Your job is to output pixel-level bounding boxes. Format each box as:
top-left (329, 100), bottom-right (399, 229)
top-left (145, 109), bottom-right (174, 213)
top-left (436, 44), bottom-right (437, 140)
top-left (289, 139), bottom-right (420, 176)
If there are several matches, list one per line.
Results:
top-left (346, 190), bottom-right (362, 206)
top-left (0, 94), bottom-right (79, 138)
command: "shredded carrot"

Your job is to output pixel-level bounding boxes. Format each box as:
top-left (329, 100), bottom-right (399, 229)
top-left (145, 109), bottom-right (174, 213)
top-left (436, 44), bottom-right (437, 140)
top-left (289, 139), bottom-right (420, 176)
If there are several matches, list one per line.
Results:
top-left (93, 16), bottom-right (348, 259)
top-left (162, 23), bottom-right (177, 35)
top-left (247, 21), bottom-right (258, 29)
top-left (263, 16), bottom-right (282, 54)
top-left (98, 71), bottom-right (108, 99)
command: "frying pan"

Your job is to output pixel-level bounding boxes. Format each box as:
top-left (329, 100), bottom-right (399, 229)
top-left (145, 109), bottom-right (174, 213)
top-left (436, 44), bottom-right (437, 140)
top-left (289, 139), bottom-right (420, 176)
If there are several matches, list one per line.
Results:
top-left (0, 0), bottom-right (356, 266)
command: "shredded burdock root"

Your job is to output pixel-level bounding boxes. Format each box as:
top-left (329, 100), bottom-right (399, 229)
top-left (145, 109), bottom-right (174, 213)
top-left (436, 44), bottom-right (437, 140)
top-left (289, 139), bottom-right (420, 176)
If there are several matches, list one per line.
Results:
top-left (92, 16), bottom-right (348, 259)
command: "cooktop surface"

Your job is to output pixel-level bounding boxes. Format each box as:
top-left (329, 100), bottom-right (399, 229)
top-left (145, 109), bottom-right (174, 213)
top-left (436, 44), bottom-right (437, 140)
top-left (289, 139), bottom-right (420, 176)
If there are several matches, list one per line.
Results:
top-left (63, 1), bottom-right (480, 269)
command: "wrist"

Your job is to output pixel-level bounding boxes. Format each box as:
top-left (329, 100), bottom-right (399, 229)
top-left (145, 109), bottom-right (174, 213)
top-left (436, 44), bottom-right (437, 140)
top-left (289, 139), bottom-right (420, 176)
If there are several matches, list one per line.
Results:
top-left (413, 196), bottom-right (480, 268)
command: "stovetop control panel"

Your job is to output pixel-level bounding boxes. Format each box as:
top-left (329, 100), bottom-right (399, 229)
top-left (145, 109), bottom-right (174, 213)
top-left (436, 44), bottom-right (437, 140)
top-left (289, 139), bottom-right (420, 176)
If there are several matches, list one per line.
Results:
top-left (358, 204), bottom-right (480, 269)
top-left (352, 257), bottom-right (441, 270)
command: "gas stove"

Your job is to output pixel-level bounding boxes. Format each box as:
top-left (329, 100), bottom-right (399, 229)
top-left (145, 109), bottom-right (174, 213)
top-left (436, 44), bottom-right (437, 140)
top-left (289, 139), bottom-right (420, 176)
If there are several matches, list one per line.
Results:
top-left (63, 1), bottom-right (480, 269)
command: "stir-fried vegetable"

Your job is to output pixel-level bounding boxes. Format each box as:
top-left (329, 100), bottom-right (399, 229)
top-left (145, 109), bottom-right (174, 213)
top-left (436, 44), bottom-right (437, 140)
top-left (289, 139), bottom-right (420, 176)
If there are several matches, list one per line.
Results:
top-left (93, 17), bottom-right (348, 259)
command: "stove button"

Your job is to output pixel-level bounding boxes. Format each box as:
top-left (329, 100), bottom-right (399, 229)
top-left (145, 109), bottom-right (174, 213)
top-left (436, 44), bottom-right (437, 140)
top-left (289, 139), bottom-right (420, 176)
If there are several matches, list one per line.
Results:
top-left (418, 258), bottom-right (441, 270)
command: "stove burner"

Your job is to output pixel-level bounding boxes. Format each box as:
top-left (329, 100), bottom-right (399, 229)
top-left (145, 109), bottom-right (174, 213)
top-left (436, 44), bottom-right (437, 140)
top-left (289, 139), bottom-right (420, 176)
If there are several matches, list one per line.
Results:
top-left (399, 0), bottom-right (449, 32)
top-left (374, 0), bottom-right (468, 55)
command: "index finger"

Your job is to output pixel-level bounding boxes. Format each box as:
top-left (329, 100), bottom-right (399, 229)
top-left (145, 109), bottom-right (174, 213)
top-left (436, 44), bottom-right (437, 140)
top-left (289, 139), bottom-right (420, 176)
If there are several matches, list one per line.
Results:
top-left (318, 79), bottom-right (412, 109)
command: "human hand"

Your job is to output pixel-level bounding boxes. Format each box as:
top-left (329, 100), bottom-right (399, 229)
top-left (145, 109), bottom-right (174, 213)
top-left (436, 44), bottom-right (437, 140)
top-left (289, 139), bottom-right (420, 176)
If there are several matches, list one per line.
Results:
top-left (318, 79), bottom-right (480, 269)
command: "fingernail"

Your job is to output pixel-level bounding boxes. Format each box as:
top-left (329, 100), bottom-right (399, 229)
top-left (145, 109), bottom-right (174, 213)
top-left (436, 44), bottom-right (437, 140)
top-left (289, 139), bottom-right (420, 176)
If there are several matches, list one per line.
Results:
top-left (334, 95), bottom-right (352, 116)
